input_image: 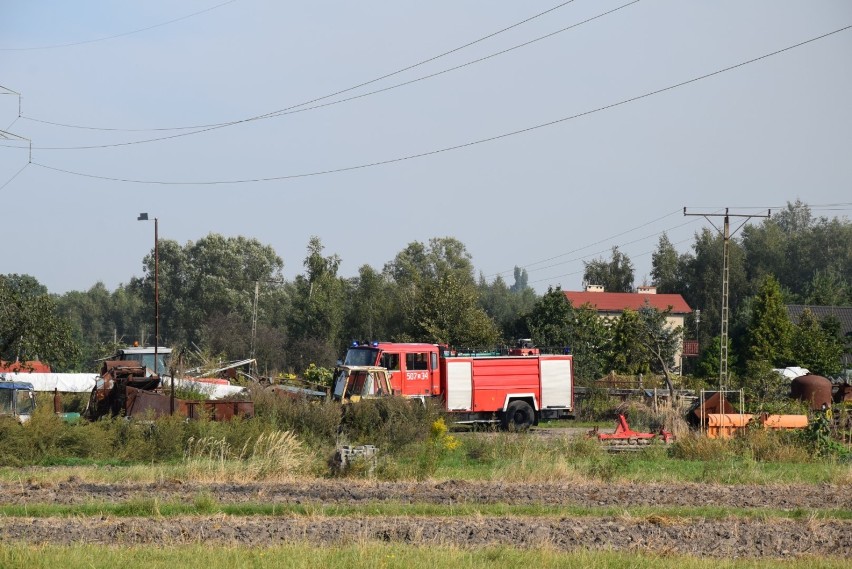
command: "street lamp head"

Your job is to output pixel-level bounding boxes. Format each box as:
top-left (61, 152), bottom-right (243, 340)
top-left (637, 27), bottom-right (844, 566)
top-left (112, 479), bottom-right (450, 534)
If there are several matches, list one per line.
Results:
top-left (137, 213), bottom-right (149, 221)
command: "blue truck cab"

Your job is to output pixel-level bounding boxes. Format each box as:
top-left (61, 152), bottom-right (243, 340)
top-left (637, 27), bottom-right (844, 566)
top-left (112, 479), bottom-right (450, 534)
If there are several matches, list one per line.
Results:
top-left (0, 381), bottom-right (36, 422)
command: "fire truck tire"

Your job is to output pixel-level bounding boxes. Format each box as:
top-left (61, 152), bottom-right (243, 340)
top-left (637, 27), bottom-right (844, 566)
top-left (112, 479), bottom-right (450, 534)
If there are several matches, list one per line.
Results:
top-left (502, 400), bottom-right (534, 431)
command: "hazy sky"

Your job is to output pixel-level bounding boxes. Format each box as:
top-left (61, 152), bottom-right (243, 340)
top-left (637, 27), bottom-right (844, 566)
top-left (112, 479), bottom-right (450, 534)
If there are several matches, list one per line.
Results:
top-left (1, 0), bottom-right (850, 295)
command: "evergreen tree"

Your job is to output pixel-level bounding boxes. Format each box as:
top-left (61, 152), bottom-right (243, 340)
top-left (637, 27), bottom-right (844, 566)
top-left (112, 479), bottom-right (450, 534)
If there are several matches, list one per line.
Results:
top-left (746, 275), bottom-right (793, 366)
top-left (650, 233), bottom-right (683, 293)
top-left (791, 309), bottom-right (843, 376)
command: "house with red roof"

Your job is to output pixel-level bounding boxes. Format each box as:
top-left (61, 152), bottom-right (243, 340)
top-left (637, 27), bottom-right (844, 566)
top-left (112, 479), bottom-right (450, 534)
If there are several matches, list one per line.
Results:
top-left (0, 360), bottom-right (52, 373)
top-left (564, 285), bottom-right (692, 371)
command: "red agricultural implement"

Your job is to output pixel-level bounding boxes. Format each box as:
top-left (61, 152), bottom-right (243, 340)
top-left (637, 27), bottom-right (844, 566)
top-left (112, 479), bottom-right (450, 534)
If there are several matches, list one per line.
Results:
top-left (590, 414), bottom-right (674, 449)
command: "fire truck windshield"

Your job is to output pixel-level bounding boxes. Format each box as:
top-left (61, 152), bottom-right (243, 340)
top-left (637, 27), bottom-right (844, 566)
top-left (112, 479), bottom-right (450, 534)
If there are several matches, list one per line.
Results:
top-left (343, 347), bottom-right (379, 366)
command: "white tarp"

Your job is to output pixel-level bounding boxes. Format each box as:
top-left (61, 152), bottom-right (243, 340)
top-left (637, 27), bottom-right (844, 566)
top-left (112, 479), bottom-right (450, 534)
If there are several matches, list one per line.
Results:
top-left (169, 377), bottom-right (246, 399)
top-left (0, 373), bottom-right (98, 393)
top-left (0, 373), bottom-right (245, 399)
top-left (773, 367), bottom-right (810, 380)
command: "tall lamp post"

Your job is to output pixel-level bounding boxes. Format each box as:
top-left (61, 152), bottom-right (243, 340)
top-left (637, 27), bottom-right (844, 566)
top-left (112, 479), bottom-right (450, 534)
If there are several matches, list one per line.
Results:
top-left (137, 213), bottom-right (169, 411)
top-left (136, 213), bottom-right (158, 368)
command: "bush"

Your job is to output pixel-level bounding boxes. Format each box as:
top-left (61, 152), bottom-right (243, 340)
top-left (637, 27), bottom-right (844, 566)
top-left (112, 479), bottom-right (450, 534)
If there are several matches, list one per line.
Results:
top-left (576, 387), bottom-right (617, 421)
top-left (250, 386), bottom-right (341, 446)
top-left (339, 398), bottom-right (440, 453)
top-left (734, 426), bottom-right (810, 463)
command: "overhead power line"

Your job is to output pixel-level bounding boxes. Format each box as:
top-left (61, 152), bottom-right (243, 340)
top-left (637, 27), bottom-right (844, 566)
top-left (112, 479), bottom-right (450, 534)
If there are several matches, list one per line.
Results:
top-left (0, 163), bottom-right (30, 192)
top-left (503, 200), bottom-right (847, 288)
top-left (20, 0), bottom-right (580, 133)
top-left (528, 234), bottom-right (696, 286)
top-left (521, 216), bottom-right (705, 277)
top-left (487, 206), bottom-right (682, 279)
top-left (0, 0), bottom-right (241, 51)
top-left (22, 1), bottom-right (639, 151)
top-left (29, 24), bottom-right (852, 186)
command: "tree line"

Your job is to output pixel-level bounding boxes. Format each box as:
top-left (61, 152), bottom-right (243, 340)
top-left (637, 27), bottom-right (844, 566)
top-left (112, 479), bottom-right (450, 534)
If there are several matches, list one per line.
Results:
top-left (1, 201), bottom-right (849, 384)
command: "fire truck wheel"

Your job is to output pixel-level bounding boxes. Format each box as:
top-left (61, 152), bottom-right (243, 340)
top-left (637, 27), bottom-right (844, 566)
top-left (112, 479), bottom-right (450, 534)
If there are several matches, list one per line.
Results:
top-left (502, 400), bottom-right (534, 431)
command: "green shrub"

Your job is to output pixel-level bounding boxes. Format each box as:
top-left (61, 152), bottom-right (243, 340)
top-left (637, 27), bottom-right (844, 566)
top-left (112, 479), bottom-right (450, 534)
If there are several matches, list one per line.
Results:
top-left (250, 386), bottom-right (341, 446)
top-left (799, 410), bottom-right (851, 459)
top-left (575, 387), bottom-right (617, 421)
top-left (339, 398), bottom-right (440, 453)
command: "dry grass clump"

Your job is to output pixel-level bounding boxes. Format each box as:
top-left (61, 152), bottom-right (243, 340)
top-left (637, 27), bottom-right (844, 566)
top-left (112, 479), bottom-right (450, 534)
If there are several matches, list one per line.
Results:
top-left (614, 399), bottom-right (690, 439)
top-left (183, 430), bottom-right (304, 482)
top-left (670, 428), bottom-right (811, 464)
top-left (668, 433), bottom-right (730, 461)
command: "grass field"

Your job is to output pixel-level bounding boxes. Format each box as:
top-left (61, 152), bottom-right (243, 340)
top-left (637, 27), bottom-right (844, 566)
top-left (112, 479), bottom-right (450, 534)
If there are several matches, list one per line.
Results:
top-left (1, 543), bottom-right (848, 569)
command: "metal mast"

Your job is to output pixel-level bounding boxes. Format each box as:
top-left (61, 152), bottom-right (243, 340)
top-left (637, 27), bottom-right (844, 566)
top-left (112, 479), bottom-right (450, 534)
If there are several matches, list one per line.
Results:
top-left (250, 280), bottom-right (259, 373)
top-left (683, 208), bottom-right (770, 390)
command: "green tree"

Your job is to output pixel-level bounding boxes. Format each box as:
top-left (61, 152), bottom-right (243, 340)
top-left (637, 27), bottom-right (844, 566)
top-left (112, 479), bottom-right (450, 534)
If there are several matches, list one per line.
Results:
top-left (741, 200), bottom-right (852, 303)
top-left (746, 275), bottom-right (793, 366)
top-left (680, 228), bottom-right (748, 353)
top-left (696, 335), bottom-right (736, 382)
top-left (636, 304), bottom-right (682, 394)
top-left (383, 237), bottom-right (483, 343)
top-left (791, 309), bottom-right (843, 376)
top-left (651, 233), bottom-right (687, 294)
top-left (526, 289), bottom-right (608, 381)
top-left (134, 233), bottom-right (284, 349)
top-left (526, 287), bottom-right (573, 349)
top-left (343, 264), bottom-right (394, 343)
top-left (736, 360), bottom-right (789, 412)
top-left (0, 274), bottom-right (80, 371)
top-left (478, 267), bottom-right (537, 342)
top-left (56, 281), bottom-right (145, 370)
top-left (414, 273), bottom-right (499, 348)
top-left (608, 308), bottom-right (647, 375)
top-left (287, 236), bottom-right (345, 366)
top-left (583, 246), bottom-right (634, 292)
top-left (569, 304), bottom-right (610, 381)
top-left (606, 304), bottom-right (682, 393)
top-left (805, 268), bottom-right (850, 306)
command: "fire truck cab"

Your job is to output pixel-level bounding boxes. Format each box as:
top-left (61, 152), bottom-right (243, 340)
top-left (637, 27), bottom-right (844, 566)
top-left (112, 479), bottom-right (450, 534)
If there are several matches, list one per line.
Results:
top-left (343, 342), bottom-right (441, 397)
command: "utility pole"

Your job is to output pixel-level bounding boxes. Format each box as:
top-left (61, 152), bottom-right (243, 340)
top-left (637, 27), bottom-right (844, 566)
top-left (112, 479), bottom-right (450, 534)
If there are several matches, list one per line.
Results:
top-left (249, 279), bottom-right (285, 377)
top-left (250, 280), bottom-right (259, 374)
top-left (683, 208), bottom-right (770, 392)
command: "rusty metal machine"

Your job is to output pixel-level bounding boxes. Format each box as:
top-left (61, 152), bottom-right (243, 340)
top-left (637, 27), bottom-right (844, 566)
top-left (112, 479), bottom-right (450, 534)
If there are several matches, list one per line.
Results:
top-left (84, 359), bottom-right (253, 421)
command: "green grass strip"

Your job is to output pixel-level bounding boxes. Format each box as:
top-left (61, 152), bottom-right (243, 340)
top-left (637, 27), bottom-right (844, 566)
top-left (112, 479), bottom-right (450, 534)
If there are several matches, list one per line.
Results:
top-left (1, 499), bottom-right (849, 521)
top-left (0, 542), bottom-right (848, 569)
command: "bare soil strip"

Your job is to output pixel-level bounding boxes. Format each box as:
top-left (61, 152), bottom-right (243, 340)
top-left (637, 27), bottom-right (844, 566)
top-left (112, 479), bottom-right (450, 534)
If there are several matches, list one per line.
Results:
top-left (1, 479), bottom-right (849, 510)
top-left (1, 516), bottom-right (850, 558)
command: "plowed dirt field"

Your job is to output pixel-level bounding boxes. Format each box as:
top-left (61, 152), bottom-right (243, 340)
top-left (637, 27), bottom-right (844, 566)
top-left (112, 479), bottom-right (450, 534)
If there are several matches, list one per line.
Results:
top-left (1, 479), bottom-right (850, 558)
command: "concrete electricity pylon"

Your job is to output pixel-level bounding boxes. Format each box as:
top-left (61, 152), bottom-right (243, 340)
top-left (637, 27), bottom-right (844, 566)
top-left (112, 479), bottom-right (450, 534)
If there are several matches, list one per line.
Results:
top-left (683, 208), bottom-right (771, 391)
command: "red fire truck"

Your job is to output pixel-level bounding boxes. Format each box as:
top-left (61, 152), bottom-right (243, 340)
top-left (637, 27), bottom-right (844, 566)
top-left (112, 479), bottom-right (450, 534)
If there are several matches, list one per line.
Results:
top-left (341, 342), bottom-right (574, 429)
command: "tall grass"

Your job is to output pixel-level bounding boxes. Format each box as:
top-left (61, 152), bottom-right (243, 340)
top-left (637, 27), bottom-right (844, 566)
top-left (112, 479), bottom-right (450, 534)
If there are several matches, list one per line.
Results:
top-left (183, 430), bottom-right (304, 482)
